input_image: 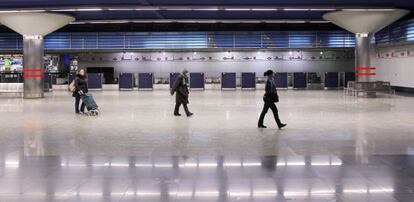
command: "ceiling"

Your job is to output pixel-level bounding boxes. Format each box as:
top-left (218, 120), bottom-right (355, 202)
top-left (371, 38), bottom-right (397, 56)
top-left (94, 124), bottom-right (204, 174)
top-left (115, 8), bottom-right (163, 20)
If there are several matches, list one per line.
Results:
top-left (0, 0), bottom-right (412, 31)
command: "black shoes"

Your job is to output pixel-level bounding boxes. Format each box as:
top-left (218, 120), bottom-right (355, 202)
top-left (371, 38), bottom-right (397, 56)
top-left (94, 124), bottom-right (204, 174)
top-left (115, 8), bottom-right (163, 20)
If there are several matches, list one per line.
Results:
top-left (258, 123), bottom-right (287, 129)
top-left (278, 123), bottom-right (287, 129)
top-left (174, 113), bottom-right (193, 117)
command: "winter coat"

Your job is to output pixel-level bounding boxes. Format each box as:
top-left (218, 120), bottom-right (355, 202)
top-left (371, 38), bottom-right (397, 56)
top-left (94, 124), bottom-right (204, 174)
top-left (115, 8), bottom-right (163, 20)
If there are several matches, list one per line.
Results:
top-left (72, 74), bottom-right (88, 97)
top-left (263, 76), bottom-right (279, 103)
top-left (171, 74), bottom-right (189, 104)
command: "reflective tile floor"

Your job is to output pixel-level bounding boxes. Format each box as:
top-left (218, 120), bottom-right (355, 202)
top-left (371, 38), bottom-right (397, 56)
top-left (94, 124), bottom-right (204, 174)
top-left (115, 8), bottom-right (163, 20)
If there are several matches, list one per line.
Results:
top-left (0, 90), bottom-right (414, 201)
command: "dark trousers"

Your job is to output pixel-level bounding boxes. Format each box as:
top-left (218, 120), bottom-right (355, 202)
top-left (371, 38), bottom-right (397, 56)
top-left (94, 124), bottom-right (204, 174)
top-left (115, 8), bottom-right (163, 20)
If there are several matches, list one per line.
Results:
top-left (174, 103), bottom-right (190, 115)
top-left (75, 96), bottom-right (85, 113)
top-left (258, 101), bottom-right (282, 127)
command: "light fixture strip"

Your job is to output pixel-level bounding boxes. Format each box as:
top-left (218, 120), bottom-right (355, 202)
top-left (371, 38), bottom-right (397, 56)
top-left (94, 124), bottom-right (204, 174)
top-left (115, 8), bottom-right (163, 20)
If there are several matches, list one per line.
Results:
top-left (0, 7), bottom-right (397, 13)
top-left (70, 19), bottom-right (331, 24)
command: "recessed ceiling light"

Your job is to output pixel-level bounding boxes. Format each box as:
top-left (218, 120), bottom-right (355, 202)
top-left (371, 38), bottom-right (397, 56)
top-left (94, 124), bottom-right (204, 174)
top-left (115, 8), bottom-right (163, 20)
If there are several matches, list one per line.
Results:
top-left (309, 8), bottom-right (336, 11)
top-left (251, 8), bottom-right (278, 11)
top-left (309, 21), bottom-right (331, 23)
top-left (0, 10), bottom-right (20, 13)
top-left (76, 8), bottom-right (103, 11)
top-left (135, 7), bottom-right (159, 11)
top-left (20, 10), bottom-right (46, 12)
top-left (0, 9), bottom-right (46, 13)
top-left (192, 8), bottom-right (220, 11)
top-left (342, 8), bottom-right (396, 11)
top-left (283, 8), bottom-right (310, 11)
top-left (88, 21), bottom-right (108, 24)
top-left (224, 8), bottom-right (251, 11)
top-left (289, 20), bottom-right (307, 23)
top-left (108, 8), bottom-right (134, 11)
top-left (166, 8), bottom-right (193, 11)
top-left (51, 9), bottom-right (77, 12)
top-left (70, 21), bottom-right (86, 24)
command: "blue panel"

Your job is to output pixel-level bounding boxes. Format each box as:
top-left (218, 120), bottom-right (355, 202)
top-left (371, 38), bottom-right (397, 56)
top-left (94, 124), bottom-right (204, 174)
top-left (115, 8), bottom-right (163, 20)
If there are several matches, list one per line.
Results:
top-left (324, 72), bottom-right (339, 88)
top-left (87, 73), bottom-right (102, 90)
top-left (126, 32), bottom-right (150, 49)
top-left (289, 32), bottom-right (316, 48)
top-left (234, 32), bottom-right (262, 48)
top-left (317, 31), bottom-right (355, 48)
top-left (170, 72), bottom-right (181, 89)
top-left (71, 32), bottom-right (98, 49)
top-left (138, 73), bottom-right (153, 90)
top-left (293, 72), bottom-right (307, 89)
top-left (17, 35), bottom-right (23, 49)
top-left (265, 32), bottom-right (289, 48)
top-left (275, 72), bottom-right (288, 88)
top-left (214, 32), bottom-right (234, 48)
top-left (344, 72), bottom-right (356, 87)
top-left (0, 33), bottom-right (18, 49)
top-left (119, 73), bottom-right (134, 90)
top-left (241, 72), bottom-right (256, 89)
top-left (150, 32), bottom-right (207, 49)
top-left (98, 32), bottom-right (124, 49)
top-left (126, 32), bottom-right (208, 49)
top-left (376, 19), bottom-right (414, 44)
top-left (44, 33), bottom-right (70, 49)
top-left (221, 72), bottom-right (236, 89)
top-left (0, 31), bottom-right (356, 50)
top-left (190, 73), bottom-right (205, 89)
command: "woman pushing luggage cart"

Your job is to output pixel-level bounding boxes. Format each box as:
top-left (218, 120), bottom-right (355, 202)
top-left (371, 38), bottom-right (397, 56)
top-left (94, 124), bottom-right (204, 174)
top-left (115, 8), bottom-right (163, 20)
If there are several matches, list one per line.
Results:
top-left (69, 68), bottom-right (99, 116)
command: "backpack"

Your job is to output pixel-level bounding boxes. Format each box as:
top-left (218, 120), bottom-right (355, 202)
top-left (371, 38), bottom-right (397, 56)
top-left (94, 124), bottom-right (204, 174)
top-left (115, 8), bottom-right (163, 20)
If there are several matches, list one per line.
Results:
top-left (68, 80), bottom-right (76, 92)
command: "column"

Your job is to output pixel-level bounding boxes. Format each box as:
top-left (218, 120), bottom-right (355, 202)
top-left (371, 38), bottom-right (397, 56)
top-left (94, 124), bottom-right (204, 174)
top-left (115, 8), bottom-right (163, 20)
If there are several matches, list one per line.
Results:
top-left (355, 33), bottom-right (375, 82)
top-left (23, 35), bottom-right (44, 98)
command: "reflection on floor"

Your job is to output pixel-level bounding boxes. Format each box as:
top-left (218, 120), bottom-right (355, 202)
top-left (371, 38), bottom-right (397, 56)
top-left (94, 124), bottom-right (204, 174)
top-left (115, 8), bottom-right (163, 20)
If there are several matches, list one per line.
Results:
top-left (1, 155), bottom-right (414, 201)
top-left (0, 90), bottom-right (414, 201)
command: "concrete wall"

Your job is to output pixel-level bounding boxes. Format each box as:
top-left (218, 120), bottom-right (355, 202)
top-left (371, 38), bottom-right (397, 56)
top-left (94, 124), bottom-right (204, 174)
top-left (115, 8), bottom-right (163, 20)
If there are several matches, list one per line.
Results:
top-left (77, 50), bottom-right (354, 78)
top-left (373, 44), bottom-right (414, 88)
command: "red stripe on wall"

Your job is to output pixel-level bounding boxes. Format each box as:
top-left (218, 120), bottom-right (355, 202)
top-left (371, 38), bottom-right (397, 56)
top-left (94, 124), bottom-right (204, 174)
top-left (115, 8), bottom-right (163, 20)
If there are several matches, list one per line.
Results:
top-left (355, 73), bottom-right (376, 76)
top-left (356, 67), bottom-right (376, 70)
top-left (23, 68), bottom-right (43, 72)
top-left (23, 74), bottom-right (44, 78)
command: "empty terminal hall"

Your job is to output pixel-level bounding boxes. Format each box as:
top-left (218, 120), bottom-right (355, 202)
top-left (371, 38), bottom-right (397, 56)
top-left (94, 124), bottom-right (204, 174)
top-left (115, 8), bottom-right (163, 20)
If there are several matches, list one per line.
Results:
top-left (1, 0), bottom-right (414, 202)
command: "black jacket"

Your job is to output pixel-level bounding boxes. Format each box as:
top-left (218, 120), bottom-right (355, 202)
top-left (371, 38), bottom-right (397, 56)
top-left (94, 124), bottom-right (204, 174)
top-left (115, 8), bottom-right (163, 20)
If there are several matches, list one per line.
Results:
top-left (171, 74), bottom-right (189, 104)
top-left (263, 77), bottom-right (279, 103)
top-left (72, 74), bottom-right (88, 97)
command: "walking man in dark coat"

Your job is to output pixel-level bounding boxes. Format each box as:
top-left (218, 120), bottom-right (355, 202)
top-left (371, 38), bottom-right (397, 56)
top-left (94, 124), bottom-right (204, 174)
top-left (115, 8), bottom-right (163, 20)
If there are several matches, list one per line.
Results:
top-left (171, 69), bottom-right (194, 117)
top-left (258, 69), bottom-right (287, 129)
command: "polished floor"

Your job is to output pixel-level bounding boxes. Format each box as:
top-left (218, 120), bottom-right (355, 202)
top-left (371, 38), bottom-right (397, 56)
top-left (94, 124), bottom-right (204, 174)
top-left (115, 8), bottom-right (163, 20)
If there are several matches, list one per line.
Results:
top-left (1, 90), bottom-right (414, 201)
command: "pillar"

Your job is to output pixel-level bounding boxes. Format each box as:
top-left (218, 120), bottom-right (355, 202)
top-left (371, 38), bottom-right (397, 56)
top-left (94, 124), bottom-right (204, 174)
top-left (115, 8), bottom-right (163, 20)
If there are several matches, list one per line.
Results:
top-left (355, 33), bottom-right (375, 82)
top-left (23, 35), bottom-right (44, 98)
top-left (0, 12), bottom-right (75, 99)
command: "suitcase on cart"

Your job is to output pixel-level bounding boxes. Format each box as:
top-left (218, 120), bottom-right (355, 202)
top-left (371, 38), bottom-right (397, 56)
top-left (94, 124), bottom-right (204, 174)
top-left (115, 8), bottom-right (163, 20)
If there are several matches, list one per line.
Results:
top-left (81, 93), bottom-right (99, 116)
